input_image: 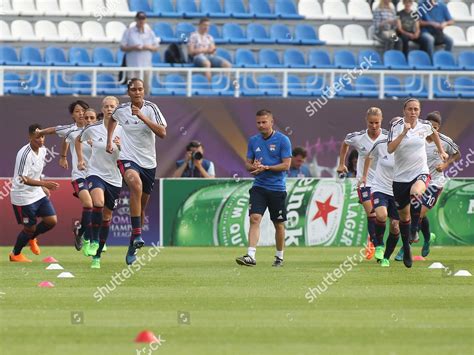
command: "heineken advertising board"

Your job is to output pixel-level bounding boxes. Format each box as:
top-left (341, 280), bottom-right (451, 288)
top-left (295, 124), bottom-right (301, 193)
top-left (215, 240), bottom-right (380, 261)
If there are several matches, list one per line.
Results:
top-left (162, 178), bottom-right (474, 247)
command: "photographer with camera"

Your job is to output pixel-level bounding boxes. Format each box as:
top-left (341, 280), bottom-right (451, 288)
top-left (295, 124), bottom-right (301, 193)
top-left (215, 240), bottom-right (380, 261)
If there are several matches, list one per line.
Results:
top-left (173, 141), bottom-right (215, 178)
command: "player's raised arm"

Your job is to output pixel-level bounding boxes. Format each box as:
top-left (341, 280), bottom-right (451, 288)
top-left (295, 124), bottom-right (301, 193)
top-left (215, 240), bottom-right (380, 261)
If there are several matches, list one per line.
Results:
top-left (59, 138), bottom-right (69, 169)
top-left (133, 104), bottom-right (166, 139)
top-left (337, 141), bottom-right (350, 174)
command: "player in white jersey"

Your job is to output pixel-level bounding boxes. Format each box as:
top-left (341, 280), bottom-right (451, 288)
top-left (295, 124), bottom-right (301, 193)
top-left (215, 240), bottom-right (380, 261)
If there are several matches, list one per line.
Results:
top-left (395, 111), bottom-right (461, 260)
top-left (35, 101), bottom-right (92, 251)
top-left (387, 99), bottom-right (448, 268)
top-left (106, 78), bottom-right (167, 265)
top-left (76, 97), bottom-right (122, 269)
top-left (361, 118), bottom-right (401, 266)
top-left (9, 124), bottom-right (59, 262)
top-left (337, 107), bottom-right (388, 260)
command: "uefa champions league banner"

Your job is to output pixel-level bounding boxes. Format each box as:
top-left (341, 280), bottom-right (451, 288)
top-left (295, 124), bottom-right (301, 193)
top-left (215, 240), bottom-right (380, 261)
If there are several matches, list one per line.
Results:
top-left (162, 178), bottom-right (474, 247)
top-left (0, 179), bottom-right (160, 246)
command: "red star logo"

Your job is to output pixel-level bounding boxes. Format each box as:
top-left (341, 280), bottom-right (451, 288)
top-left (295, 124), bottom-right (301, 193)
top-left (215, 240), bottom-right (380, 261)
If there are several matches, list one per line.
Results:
top-left (312, 195), bottom-right (338, 225)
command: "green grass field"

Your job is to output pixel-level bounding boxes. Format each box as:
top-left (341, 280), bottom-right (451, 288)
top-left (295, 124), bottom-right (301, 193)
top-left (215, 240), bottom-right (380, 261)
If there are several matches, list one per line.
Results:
top-left (0, 246), bottom-right (473, 355)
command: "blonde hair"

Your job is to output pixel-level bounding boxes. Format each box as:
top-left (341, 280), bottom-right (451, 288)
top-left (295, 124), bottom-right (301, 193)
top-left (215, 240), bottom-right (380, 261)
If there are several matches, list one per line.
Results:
top-left (102, 96), bottom-right (119, 105)
top-left (366, 107), bottom-right (382, 118)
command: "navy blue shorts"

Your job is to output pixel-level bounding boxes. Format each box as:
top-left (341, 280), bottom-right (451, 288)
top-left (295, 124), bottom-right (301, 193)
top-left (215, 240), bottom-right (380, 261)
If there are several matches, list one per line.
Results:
top-left (87, 175), bottom-right (121, 211)
top-left (12, 196), bottom-right (56, 226)
top-left (117, 160), bottom-right (156, 195)
top-left (372, 192), bottom-right (400, 220)
top-left (71, 178), bottom-right (88, 198)
top-left (357, 186), bottom-right (372, 204)
top-left (421, 185), bottom-right (443, 209)
top-left (249, 186), bottom-right (287, 222)
top-left (393, 174), bottom-right (430, 209)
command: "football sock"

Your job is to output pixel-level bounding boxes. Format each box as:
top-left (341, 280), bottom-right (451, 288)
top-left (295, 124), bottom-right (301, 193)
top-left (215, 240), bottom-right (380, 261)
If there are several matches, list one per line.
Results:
top-left (276, 250), bottom-right (284, 259)
top-left (130, 216), bottom-right (141, 245)
top-left (247, 247), bottom-right (256, 259)
top-left (367, 216), bottom-right (377, 246)
top-left (384, 233), bottom-right (399, 259)
top-left (400, 220), bottom-right (411, 252)
top-left (91, 207), bottom-right (103, 243)
top-left (32, 221), bottom-right (53, 238)
top-left (82, 207), bottom-right (93, 242)
top-left (13, 230), bottom-right (34, 255)
top-left (374, 219), bottom-right (386, 247)
top-left (96, 220), bottom-right (111, 258)
top-left (420, 217), bottom-right (431, 242)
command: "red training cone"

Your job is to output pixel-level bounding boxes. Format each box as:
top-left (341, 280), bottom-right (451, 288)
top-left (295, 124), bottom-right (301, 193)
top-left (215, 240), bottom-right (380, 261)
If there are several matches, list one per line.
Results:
top-left (38, 281), bottom-right (55, 288)
top-left (42, 256), bottom-right (58, 263)
top-left (135, 330), bottom-right (158, 343)
top-left (413, 255), bottom-right (425, 261)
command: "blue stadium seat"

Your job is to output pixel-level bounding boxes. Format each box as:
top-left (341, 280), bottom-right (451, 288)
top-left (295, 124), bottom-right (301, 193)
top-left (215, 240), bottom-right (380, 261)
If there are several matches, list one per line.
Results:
top-left (433, 51), bottom-right (459, 70)
top-left (458, 51), bottom-right (474, 70)
top-left (294, 24), bottom-right (324, 45)
top-left (258, 75), bottom-right (282, 96)
top-left (152, 0), bottom-right (178, 17)
top-left (29, 73), bottom-right (46, 95)
top-left (334, 76), bottom-right (359, 98)
top-left (97, 74), bottom-right (127, 95)
top-left (275, 0), bottom-right (304, 19)
top-left (93, 47), bottom-right (119, 67)
top-left (407, 50), bottom-right (434, 70)
top-left (284, 49), bottom-right (308, 68)
top-left (249, 0), bottom-right (277, 19)
top-left (201, 0), bottom-right (229, 18)
top-left (358, 50), bottom-right (385, 69)
top-left (355, 77), bottom-right (378, 98)
top-left (117, 50), bottom-right (125, 66)
top-left (307, 76), bottom-right (326, 96)
top-left (211, 75), bottom-right (234, 96)
top-left (191, 74), bottom-right (216, 95)
top-left (176, 0), bottom-right (203, 18)
top-left (225, 0), bottom-right (252, 18)
top-left (71, 73), bottom-right (92, 95)
top-left (270, 24), bottom-right (294, 44)
top-left (4, 73), bottom-right (34, 95)
top-left (334, 50), bottom-right (357, 69)
top-left (240, 75), bottom-right (261, 96)
top-left (384, 50), bottom-right (410, 70)
top-left (235, 49), bottom-right (260, 68)
top-left (164, 74), bottom-right (187, 95)
top-left (21, 47), bottom-right (45, 66)
top-left (175, 23), bottom-right (195, 42)
top-left (0, 46), bottom-right (21, 65)
top-left (287, 75), bottom-right (308, 96)
top-left (54, 73), bottom-right (92, 95)
top-left (433, 77), bottom-right (458, 98)
top-left (454, 77), bottom-right (474, 98)
top-left (129, 0), bottom-right (154, 16)
top-left (215, 48), bottom-right (233, 64)
top-left (69, 47), bottom-right (94, 67)
top-left (404, 76), bottom-right (428, 98)
top-left (384, 76), bottom-right (407, 97)
top-left (209, 24), bottom-right (225, 44)
top-left (153, 23), bottom-right (177, 43)
top-left (152, 52), bottom-right (172, 67)
top-left (247, 23), bottom-right (273, 44)
top-left (259, 49), bottom-right (283, 68)
top-left (309, 50), bottom-right (333, 68)
top-left (45, 47), bottom-right (70, 66)
top-left (222, 23), bottom-right (250, 44)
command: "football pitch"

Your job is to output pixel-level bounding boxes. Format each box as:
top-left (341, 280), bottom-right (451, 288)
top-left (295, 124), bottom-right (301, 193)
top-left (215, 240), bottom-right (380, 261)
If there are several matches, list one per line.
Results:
top-left (0, 246), bottom-right (473, 355)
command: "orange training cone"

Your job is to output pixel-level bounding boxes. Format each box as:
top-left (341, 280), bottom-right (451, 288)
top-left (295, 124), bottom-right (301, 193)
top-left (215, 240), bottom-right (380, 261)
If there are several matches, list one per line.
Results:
top-left (42, 256), bottom-right (58, 263)
top-left (135, 330), bottom-right (158, 343)
top-left (38, 281), bottom-right (55, 288)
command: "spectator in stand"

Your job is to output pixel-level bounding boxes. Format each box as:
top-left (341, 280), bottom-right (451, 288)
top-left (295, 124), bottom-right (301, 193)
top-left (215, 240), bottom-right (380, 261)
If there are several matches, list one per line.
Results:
top-left (418, 0), bottom-right (454, 58)
top-left (346, 149), bottom-right (358, 178)
top-left (373, 0), bottom-right (403, 51)
top-left (120, 12), bottom-right (160, 93)
top-left (173, 140), bottom-right (216, 178)
top-left (188, 18), bottom-right (232, 81)
top-left (288, 147), bottom-right (312, 177)
top-left (397, 0), bottom-right (422, 57)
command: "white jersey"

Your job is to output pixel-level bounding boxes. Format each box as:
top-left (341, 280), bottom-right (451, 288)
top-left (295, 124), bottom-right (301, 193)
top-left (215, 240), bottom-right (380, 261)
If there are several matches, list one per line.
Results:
top-left (344, 128), bottom-right (388, 185)
top-left (426, 133), bottom-right (459, 188)
top-left (388, 118), bottom-right (434, 182)
top-left (112, 101), bottom-right (167, 169)
top-left (55, 123), bottom-right (76, 138)
top-left (65, 128), bottom-right (92, 181)
top-left (368, 139), bottom-right (395, 196)
top-left (11, 144), bottom-right (47, 206)
top-left (79, 121), bottom-right (123, 188)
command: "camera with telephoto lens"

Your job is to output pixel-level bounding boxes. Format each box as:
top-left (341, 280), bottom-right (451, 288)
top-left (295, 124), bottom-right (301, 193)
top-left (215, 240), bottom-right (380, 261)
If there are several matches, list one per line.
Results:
top-left (192, 151), bottom-right (203, 160)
